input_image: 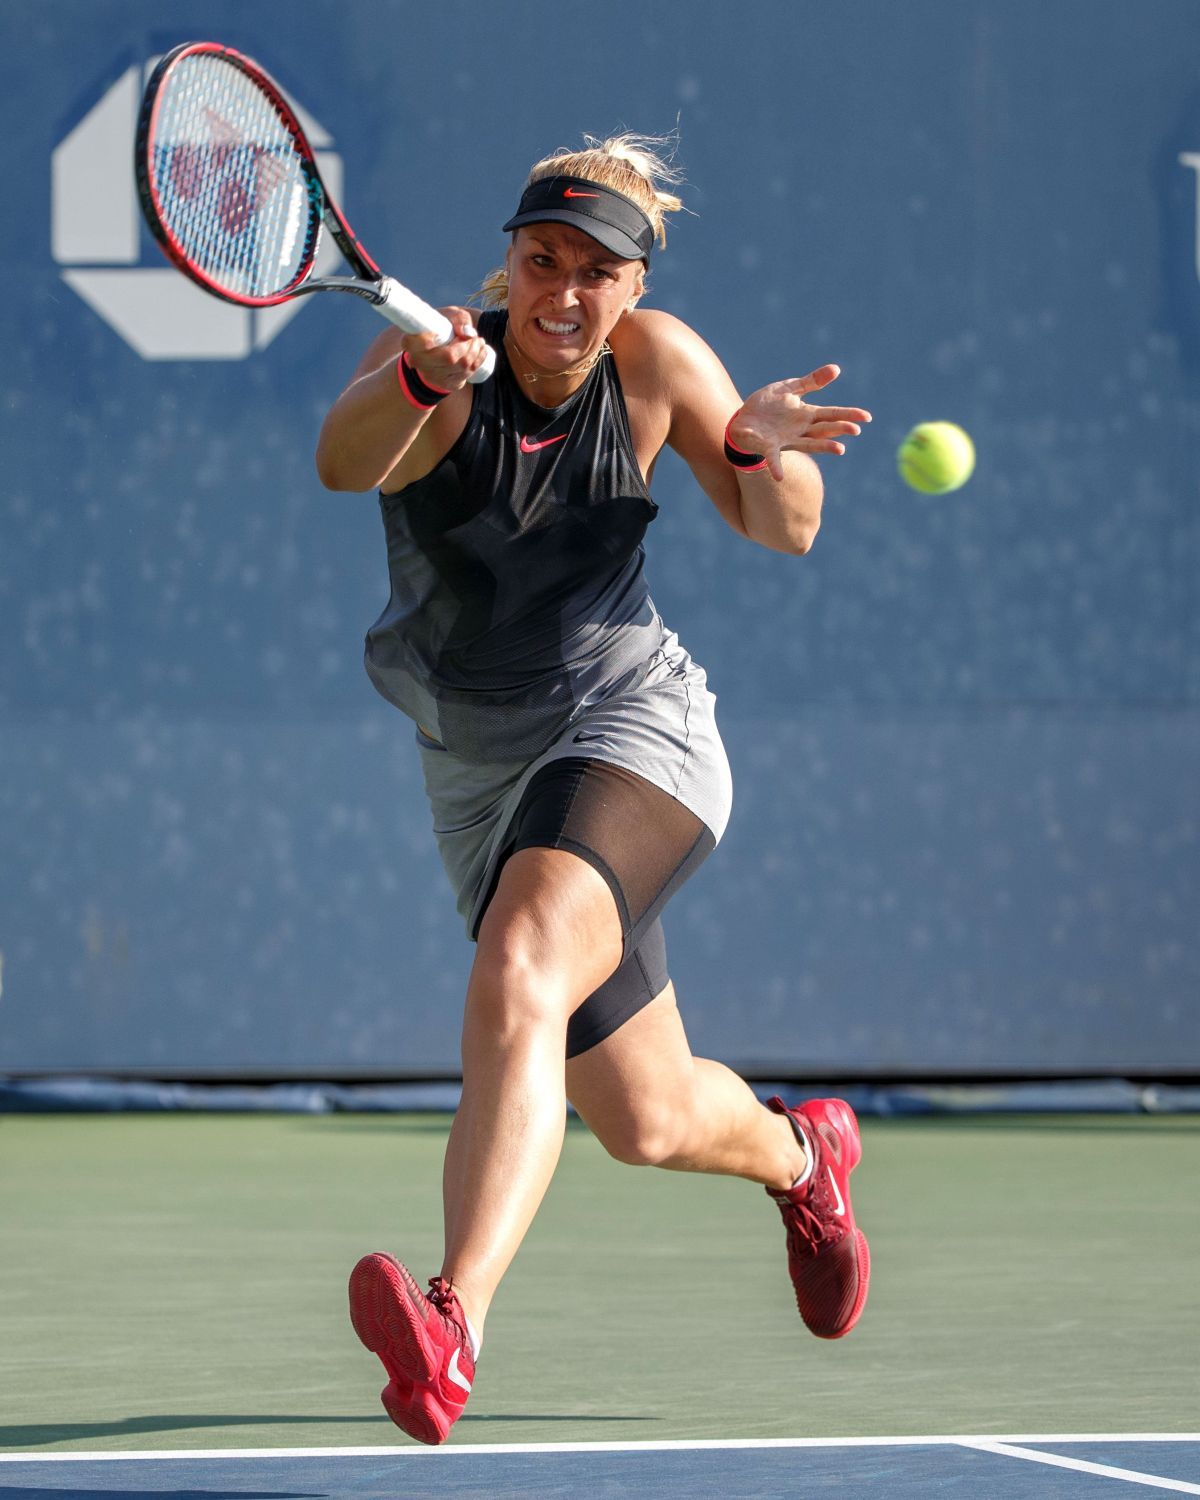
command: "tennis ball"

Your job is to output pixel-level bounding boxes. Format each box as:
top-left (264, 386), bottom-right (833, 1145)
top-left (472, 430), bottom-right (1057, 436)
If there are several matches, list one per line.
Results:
top-left (897, 421), bottom-right (976, 494)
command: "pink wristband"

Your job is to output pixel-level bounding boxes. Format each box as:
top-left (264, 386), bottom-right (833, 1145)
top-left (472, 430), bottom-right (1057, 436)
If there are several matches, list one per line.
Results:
top-left (723, 419), bottom-right (768, 472)
top-left (396, 351), bottom-right (452, 411)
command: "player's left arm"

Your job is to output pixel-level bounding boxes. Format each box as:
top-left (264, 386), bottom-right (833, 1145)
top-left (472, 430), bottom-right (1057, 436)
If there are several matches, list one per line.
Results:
top-left (633, 311), bottom-right (871, 555)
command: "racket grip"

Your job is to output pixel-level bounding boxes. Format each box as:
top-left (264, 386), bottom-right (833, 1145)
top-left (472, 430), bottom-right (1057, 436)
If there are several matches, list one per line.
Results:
top-left (374, 277), bottom-right (495, 384)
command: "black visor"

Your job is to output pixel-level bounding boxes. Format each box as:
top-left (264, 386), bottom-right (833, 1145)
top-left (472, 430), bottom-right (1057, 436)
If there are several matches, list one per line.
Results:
top-left (501, 175), bottom-right (655, 262)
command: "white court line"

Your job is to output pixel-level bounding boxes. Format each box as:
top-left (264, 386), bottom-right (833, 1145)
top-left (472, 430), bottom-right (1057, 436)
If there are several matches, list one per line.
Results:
top-left (0, 1433), bottom-right (1197, 1462)
top-left (961, 1440), bottom-right (1200, 1495)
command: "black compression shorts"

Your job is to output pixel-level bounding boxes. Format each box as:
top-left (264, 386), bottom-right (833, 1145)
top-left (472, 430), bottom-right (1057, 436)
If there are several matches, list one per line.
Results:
top-left (475, 756), bottom-right (716, 1057)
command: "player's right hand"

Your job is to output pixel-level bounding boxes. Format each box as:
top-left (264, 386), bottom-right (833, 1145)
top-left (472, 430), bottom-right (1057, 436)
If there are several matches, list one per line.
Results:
top-left (402, 308), bottom-right (489, 391)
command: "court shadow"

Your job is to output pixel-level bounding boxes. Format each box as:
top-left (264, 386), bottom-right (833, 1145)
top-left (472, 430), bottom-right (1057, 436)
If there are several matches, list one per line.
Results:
top-left (0, 1415), bottom-right (370, 1448)
top-left (0, 1410), bottom-right (656, 1451)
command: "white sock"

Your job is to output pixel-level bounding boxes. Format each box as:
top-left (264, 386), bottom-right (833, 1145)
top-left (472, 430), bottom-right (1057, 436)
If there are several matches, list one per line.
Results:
top-left (464, 1314), bottom-right (482, 1362)
top-left (788, 1117), bottom-right (815, 1190)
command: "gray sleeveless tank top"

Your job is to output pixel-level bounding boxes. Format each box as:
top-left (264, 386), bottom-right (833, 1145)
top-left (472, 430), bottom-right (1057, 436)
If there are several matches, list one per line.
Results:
top-left (363, 309), bottom-right (670, 762)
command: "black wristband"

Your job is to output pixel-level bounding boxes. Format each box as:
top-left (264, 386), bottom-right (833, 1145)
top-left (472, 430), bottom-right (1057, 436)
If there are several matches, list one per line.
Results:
top-left (723, 419), bottom-right (768, 472)
top-left (396, 352), bottom-right (451, 410)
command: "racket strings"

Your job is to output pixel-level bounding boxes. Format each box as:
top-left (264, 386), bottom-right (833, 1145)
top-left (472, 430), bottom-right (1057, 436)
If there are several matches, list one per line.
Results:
top-left (150, 55), bottom-right (315, 299)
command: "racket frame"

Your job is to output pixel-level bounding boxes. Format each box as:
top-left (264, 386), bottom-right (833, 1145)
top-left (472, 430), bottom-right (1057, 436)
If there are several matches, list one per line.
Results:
top-left (134, 41), bottom-right (494, 378)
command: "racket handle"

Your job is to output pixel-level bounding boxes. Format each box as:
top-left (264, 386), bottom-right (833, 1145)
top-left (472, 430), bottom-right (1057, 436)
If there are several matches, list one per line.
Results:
top-left (375, 277), bottom-right (495, 384)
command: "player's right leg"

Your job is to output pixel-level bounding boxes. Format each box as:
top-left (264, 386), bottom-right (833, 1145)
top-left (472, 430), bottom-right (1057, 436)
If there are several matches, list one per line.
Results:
top-left (351, 843), bottom-right (624, 1444)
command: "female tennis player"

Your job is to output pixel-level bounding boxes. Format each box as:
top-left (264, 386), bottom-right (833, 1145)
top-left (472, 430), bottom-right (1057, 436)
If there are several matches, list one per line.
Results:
top-left (317, 134), bottom-right (873, 1445)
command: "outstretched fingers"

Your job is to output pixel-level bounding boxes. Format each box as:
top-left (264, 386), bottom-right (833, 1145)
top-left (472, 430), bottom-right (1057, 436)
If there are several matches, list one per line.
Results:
top-left (785, 368), bottom-right (873, 423)
top-left (792, 362), bottom-right (842, 394)
top-left (801, 412), bottom-right (870, 456)
top-left (731, 365), bottom-right (872, 473)
top-left (809, 406), bottom-right (872, 427)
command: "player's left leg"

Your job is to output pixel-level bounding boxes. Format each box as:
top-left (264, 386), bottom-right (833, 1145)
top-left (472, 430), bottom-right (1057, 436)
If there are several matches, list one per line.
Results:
top-left (565, 982), bottom-right (802, 1185)
top-left (566, 985), bottom-right (870, 1339)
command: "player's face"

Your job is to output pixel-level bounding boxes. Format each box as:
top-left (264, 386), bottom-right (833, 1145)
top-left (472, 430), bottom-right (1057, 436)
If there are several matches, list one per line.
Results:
top-left (506, 224), bottom-right (644, 371)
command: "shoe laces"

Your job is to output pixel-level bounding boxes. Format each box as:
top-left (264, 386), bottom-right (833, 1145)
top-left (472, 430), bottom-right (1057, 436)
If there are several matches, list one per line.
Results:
top-left (427, 1277), bottom-right (469, 1345)
top-left (778, 1192), bottom-right (832, 1259)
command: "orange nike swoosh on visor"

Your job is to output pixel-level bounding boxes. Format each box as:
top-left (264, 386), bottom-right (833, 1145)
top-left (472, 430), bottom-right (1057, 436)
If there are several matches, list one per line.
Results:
top-left (520, 434), bottom-right (568, 453)
top-left (562, 187), bottom-right (600, 199)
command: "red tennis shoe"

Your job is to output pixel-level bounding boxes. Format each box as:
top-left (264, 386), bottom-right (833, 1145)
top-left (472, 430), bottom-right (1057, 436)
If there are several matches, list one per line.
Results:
top-left (348, 1252), bottom-right (475, 1445)
top-left (765, 1096), bottom-right (870, 1339)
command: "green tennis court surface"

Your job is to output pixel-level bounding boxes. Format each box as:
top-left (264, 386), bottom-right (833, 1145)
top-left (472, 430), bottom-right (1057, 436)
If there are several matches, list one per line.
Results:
top-left (2, 1112), bottom-right (1196, 1458)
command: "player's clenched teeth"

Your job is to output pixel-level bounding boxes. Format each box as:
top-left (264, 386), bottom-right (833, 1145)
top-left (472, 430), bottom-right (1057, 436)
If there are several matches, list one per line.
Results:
top-left (536, 318), bottom-right (581, 335)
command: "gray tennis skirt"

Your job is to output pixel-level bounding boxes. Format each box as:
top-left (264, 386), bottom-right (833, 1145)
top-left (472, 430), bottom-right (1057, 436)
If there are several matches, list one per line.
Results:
top-left (416, 630), bottom-right (733, 939)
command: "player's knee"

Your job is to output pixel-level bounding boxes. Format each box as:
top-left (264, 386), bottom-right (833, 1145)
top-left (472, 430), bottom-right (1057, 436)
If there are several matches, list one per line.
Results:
top-left (467, 924), bottom-right (573, 1038)
top-left (596, 1102), bottom-right (687, 1168)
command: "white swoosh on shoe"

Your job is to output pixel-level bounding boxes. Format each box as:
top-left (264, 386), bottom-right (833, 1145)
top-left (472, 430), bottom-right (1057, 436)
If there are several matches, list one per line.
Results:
top-left (827, 1167), bottom-right (846, 1217)
top-left (446, 1347), bottom-right (472, 1395)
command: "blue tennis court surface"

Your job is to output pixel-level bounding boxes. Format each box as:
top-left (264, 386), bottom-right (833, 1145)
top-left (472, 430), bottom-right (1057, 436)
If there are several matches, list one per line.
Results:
top-left (3, 1437), bottom-right (1198, 1497)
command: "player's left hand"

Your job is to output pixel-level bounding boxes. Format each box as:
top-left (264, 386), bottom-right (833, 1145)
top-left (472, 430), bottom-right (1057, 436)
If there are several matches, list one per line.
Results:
top-left (729, 365), bottom-right (872, 482)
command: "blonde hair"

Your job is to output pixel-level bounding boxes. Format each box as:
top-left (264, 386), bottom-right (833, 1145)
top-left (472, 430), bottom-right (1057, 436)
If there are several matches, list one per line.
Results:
top-left (477, 132), bottom-right (684, 308)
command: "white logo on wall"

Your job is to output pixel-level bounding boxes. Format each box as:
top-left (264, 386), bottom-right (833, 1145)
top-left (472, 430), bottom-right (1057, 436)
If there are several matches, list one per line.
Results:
top-left (52, 62), bottom-right (343, 360)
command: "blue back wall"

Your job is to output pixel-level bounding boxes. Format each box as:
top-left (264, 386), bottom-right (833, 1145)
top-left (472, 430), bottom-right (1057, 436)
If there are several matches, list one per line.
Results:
top-left (2, 0), bottom-right (1197, 1075)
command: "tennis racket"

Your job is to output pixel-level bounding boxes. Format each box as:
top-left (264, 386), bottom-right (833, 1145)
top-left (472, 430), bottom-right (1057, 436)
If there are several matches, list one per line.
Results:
top-left (134, 41), bottom-right (494, 380)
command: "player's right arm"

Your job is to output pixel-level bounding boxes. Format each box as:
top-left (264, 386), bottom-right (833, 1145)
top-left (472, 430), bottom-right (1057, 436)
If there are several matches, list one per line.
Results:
top-left (315, 311), bottom-right (487, 493)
